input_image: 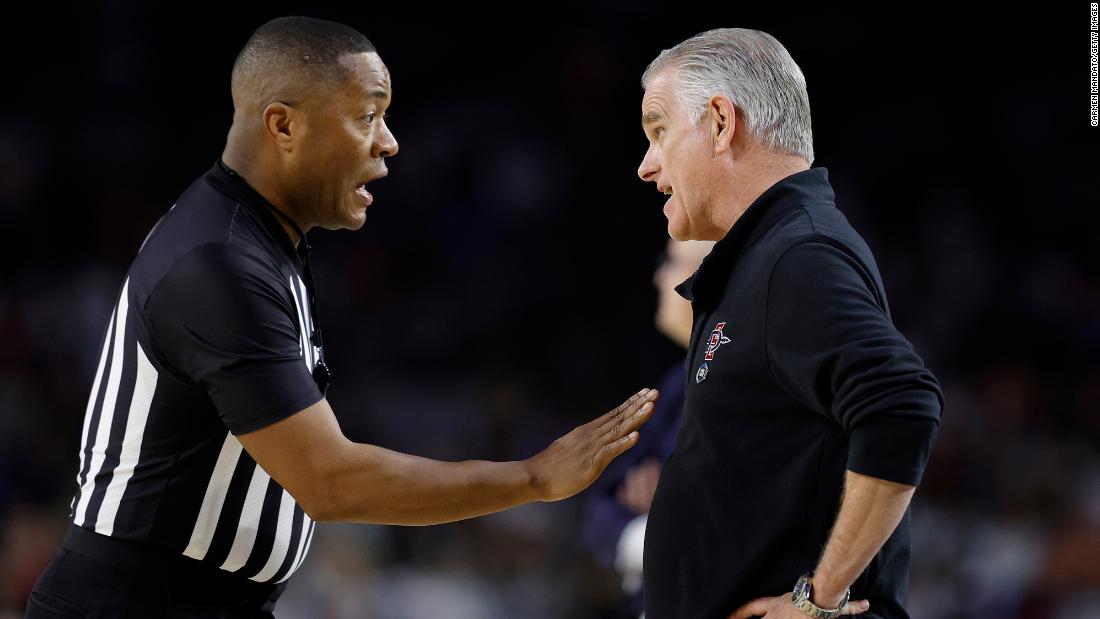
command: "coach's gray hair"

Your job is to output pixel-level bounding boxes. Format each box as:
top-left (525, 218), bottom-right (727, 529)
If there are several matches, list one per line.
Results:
top-left (642, 28), bottom-right (814, 164)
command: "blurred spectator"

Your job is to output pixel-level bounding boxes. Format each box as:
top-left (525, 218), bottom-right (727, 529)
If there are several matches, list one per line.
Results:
top-left (582, 239), bottom-right (714, 617)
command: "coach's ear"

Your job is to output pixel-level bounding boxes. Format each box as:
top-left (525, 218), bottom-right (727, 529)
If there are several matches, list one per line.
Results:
top-left (707, 94), bottom-right (737, 156)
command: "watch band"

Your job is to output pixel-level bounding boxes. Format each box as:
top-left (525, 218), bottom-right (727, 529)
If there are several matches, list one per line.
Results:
top-left (791, 572), bottom-right (850, 619)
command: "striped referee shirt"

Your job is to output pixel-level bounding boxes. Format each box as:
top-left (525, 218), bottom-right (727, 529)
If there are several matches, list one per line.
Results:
top-left (69, 161), bottom-right (325, 584)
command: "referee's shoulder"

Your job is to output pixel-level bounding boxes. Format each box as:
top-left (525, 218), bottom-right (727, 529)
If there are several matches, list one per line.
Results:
top-left (129, 188), bottom-right (283, 307)
top-left (157, 175), bottom-right (257, 249)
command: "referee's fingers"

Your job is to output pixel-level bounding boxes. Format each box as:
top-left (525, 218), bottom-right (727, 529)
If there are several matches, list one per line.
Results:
top-left (600, 388), bottom-right (649, 423)
top-left (604, 400), bottom-right (654, 443)
top-left (598, 388), bottom-right (657, 431)
top-left (597, 430), bottom-right (640, 465)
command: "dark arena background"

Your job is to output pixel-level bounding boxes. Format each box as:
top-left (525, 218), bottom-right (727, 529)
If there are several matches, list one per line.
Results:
top-left (0, 5), bottom-right (1096, 618)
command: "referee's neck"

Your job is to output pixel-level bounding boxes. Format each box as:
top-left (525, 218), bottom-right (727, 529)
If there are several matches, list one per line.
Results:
top-left (221, 148), bottom-right (305, 248)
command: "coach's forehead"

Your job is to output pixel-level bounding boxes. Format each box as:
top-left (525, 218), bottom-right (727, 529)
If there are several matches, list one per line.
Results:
top-left (642, 68), bottom-right (681, 126)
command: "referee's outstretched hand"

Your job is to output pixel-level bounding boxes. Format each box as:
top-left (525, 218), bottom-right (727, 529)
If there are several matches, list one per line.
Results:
top-left (240, 387), bottom-right (657, 525)
top-left (524, 388), bottom-right (659, 502)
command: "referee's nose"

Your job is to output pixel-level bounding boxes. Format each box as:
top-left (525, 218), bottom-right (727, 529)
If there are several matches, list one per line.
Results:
top-left (374, 119), bottom-right (399, 159)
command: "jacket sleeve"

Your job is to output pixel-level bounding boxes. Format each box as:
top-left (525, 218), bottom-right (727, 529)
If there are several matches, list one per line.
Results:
top-left (764, 240), bottom-right (943, 485)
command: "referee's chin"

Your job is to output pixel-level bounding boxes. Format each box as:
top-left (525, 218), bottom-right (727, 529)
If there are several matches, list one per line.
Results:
top-left (329, 209), bottom-right (368, 232)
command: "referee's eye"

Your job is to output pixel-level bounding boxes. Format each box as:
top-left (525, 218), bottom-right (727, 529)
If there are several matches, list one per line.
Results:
top-left (364, 111), bottom-right (377, 124)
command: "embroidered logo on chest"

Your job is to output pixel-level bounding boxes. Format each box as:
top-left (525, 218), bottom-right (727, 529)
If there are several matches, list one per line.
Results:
top-left (696, 321), bottom-right (731, 384)
top-left (703, 321), bottom-right (732, 361)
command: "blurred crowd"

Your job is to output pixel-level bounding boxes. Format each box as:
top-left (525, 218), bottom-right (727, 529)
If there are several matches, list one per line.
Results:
top-left (0, 7), bottom-right (1095, 618)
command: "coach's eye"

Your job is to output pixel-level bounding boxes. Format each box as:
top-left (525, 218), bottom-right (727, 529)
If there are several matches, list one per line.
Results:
top-left (364, 111), bottom-right (377, 124)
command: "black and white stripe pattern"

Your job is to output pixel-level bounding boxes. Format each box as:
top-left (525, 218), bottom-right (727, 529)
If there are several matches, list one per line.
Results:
top-left (181, 432), bottom-right (315, 583)
top-left (72, 279), bottom-right (151, 537)
top-left (70, 273), bottom-right (319, 583)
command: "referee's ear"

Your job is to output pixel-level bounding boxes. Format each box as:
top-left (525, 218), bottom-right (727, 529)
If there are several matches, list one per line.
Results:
top-left (263, 101), bottom-right (299, 152)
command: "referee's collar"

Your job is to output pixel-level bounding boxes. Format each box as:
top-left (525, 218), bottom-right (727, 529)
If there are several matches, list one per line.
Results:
top-left (205, 160), bottom-right (302, 265)
top-left (676, 167), bottom-right (835, 305)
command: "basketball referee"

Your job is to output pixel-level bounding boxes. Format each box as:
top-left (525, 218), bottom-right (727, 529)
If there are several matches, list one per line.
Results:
top-left (26, 17), bottom-right (657, 618)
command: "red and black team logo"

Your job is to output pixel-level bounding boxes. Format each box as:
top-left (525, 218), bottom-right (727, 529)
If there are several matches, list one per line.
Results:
top-left (704, 322), bottom-right (732, 360)
top-left (696, 321), bottom-right (732, 383)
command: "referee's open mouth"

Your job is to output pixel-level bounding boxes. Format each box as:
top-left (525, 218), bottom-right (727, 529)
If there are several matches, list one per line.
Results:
top-left (354, 170), bottom-right (388, 208)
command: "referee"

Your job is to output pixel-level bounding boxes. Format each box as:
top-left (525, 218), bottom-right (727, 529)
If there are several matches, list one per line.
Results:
top-left (26, 17), bottom-right (657, 618)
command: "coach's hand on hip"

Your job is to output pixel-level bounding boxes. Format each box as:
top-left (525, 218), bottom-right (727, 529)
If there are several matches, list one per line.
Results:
top-left (526, 388), bottom-right (659, 501)
top-left (728, 593), bottom-right (870, 618)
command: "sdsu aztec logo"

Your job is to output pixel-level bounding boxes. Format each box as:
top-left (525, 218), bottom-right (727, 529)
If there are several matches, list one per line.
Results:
top-left (696, 322), bottom-right (731, 384)
top-left (704, 322), bottom-right (732, 360)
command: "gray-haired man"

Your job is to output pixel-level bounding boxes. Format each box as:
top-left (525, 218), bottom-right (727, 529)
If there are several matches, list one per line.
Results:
top-left (636, 28), bottom-right (943, 619)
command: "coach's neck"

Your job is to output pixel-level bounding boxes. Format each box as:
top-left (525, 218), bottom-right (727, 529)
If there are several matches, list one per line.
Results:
top-left (710, 143), bottom-right (810, 239)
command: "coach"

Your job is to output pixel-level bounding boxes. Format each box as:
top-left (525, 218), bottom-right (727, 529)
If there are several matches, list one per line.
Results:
top-left (636, 29), bottom-right (943, 619)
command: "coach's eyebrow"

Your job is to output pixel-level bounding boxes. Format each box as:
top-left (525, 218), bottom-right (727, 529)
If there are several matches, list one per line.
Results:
top-left (641, 110), bottom-right (664, 126)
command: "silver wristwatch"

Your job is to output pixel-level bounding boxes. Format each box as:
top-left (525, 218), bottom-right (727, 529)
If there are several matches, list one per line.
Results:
top-left (791, 572), bottom-right (850, 619)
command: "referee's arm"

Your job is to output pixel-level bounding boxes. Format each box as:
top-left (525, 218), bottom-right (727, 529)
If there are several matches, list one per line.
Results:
top-left (239, 391), bottom-right (657, 525)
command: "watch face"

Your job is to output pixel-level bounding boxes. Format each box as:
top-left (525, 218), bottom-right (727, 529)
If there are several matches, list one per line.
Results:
top-left (793, 575), bottom-right (812, 601)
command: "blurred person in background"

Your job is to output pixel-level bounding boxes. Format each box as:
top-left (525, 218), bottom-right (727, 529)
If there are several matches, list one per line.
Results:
top-left (583, 238), bottom-right (714, 618)
top-left (636, 28), bottom-right (943, 619)
top-left (24, 16), bottom-right (658, 619)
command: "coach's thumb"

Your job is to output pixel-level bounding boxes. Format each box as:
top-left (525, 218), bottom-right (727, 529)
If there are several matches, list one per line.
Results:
top-left (845, 599), bottom-right (871, 614)
top-left (728, 596), bottom-right (772, 619)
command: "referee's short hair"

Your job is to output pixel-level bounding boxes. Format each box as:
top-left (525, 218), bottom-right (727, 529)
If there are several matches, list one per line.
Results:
top-left (231, 16), bottom-right (376, 106)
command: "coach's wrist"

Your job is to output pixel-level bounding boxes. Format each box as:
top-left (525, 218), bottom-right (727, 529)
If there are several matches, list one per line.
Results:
top-left (807, 573), bottom-right (848, 609)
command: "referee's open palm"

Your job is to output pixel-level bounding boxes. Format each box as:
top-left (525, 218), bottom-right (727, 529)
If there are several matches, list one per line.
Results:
top-left (525, 388), bottom-right (658, 502)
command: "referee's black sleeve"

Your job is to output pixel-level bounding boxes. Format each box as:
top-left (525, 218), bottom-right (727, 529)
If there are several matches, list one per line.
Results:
top-left (145, 242), bottom-right (323, 435)
top-left (764, 240), bottom-right (943, 486)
